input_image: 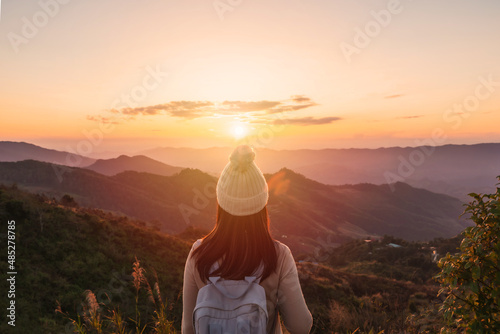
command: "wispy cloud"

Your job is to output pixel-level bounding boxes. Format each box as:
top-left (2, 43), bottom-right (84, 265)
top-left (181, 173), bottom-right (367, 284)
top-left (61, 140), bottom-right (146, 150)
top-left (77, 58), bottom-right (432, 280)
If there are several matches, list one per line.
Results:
top-left (86, 115), bottom-right (122, 125)
top-left (221, 100), bottom-right (281, 112)
top-left (88, 96), bottom-right (320, 122)
top-left (291, 95), bottom-right (313, 103)
top-left (385, 94), bottom-right (404, 99)
top-left (112, 101), bottom-right (215, 119)
top-left (395, 115), bottom-right (424, 120)
top-left (273, 116), bottom-right (342, 126)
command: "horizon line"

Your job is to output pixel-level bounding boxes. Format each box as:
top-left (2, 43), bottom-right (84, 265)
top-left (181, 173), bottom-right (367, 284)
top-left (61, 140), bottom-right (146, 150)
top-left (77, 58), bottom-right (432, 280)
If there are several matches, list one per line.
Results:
top-left (2, 139), bottom-right (500, 155)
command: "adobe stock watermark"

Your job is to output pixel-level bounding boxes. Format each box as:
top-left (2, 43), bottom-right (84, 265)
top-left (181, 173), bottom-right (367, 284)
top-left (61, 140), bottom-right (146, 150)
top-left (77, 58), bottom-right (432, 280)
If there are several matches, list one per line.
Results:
top-left (213, 0), bottom-right (243, 21)
top-left (52, 64), bottom-right (168, 182)
top-left (178, 181), bottom-right (217, 226)
top-left (383, 74), bottom-right (499, 190)
top-left (340, 0), bottom-right (413, 64)
top-left (7, 0), bottom-right (72, 54)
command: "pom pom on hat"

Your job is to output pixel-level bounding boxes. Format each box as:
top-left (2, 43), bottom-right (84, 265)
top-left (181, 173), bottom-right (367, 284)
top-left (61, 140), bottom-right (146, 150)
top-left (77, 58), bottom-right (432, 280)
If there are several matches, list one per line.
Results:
top-left (229, 145), bottom-right (256, 171)
top-left (216, 145), bottom-right (269, 216)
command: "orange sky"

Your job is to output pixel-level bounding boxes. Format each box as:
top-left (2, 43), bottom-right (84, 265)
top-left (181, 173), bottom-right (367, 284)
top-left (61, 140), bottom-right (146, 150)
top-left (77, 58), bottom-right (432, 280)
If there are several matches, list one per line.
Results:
top-left (1, 0), bottom-right (499, 154)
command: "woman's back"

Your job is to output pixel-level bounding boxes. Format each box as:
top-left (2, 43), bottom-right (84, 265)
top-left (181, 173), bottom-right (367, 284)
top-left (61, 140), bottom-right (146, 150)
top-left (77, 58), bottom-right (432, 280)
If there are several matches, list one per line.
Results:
top-left (181, 145), bottom-right (312, 333)
top-left (182, 239), bottom-right (312, 334)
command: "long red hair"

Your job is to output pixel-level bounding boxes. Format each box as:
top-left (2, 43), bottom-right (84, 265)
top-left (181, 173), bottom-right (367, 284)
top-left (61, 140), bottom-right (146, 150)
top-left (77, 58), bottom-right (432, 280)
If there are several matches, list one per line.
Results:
top-left (192, 205), bottom-right (278, 282)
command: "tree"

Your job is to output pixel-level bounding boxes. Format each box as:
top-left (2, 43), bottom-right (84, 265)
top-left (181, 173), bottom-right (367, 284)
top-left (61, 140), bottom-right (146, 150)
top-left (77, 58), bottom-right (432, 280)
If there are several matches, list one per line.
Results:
top-left (60, 194), bottom-right (79, 208)
top-left (436, 177), bottom-right (500, 333)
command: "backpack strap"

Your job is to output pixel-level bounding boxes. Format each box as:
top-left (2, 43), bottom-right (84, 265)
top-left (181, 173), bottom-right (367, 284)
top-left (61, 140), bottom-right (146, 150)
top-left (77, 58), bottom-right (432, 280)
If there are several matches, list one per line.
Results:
top-left (208, 276), bottom-right (258, 299)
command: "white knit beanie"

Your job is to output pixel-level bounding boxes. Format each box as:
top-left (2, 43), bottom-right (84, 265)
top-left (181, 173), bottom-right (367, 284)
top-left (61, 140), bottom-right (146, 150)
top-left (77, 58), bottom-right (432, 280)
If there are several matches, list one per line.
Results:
top-left (216, 145), bottom-right (269, 216)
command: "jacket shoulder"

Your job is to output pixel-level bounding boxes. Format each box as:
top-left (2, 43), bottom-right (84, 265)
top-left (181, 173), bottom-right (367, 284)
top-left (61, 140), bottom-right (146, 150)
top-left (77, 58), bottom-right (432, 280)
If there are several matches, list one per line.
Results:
top-left (274, 240), bottom-right (292, 256)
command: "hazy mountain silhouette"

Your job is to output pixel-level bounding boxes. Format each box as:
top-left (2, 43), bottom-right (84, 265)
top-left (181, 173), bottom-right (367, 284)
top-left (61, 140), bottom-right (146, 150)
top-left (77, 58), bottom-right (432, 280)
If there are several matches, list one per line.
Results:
top-left (0, 160), bottom-right (470, 253)
top-left (85, 154), bottom-right (184, 176)
top-left (0, 141), bottom-right (95, 167)
top-left (266, 168), bottom-right (470, 253)
top-left (138, 143), bottom-right (500, 201)
top-left (138, 146), bottom-right (231, 175)
top-left (5, 141), bottom-right (498, 202)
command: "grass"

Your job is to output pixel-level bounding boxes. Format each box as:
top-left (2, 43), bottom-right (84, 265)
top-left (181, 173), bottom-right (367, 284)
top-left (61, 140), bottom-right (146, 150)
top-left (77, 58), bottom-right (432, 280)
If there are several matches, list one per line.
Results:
top-left (55, 258), bottom-right (176, 334)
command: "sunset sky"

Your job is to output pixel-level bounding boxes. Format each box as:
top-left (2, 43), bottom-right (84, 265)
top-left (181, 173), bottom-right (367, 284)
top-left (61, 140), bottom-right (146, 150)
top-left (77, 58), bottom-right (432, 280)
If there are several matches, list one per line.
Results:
top-left (1, 0), bottom-right (500, 154)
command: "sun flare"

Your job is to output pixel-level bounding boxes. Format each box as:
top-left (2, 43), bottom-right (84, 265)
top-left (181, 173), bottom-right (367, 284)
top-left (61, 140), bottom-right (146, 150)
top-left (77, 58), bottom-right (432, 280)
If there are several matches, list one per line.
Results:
top-left (230, 123), bottom-right (250, 140)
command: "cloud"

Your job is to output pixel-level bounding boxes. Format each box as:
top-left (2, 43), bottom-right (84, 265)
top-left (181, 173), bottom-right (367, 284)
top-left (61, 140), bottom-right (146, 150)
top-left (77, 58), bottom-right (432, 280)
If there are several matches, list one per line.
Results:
top-left (396, 115), bottom-right (424, 120)
top-left (90, 96), bottom-right (319, 122)
top-left (250, 115), bottom-right (342, 126)
top-left (291, 95), bottom-right (313, 103)
top-left (86, 115), bottom-right (121, 125)
top-left (385, 94), bottom-right (403, 99)
top-left (221, 100), bottom-right (281, 112)
top-left (275, 116), bottom-right (342, 126)
top-left (266, 102), bottom-right (317, 114)
top-left (114, 101), bottom-right (215, 119)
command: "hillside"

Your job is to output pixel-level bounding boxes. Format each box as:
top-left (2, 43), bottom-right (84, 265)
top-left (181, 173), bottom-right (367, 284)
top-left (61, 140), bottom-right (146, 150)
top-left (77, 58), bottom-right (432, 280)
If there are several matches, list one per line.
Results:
top-left (0, 161), bottom-right (470, 255)
top-left (0, 184), bottom-right (190, 334)
top-left (0, 141), bottom-right (95, 167)
top-left (138, 146), bottom-right (231, 174)
top-left (0, 160), bottom-right (214, 233)
top-left (0, 185), bottom-right (457, 333)
top-left (267, 169), bottom-right (470, 253)
top-left (85, 155), bottom-right (185, 176)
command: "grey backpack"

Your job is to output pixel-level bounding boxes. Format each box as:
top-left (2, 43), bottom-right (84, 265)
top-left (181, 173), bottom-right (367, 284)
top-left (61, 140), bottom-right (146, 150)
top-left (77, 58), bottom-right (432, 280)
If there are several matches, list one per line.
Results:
top-left (193, 276), bottom-right (268, 334)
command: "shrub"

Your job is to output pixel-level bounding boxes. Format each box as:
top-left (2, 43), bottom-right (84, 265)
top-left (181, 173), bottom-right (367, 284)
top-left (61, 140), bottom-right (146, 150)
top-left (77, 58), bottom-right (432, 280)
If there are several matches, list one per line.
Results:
top-left (435, 177), bottom-right (500, 333)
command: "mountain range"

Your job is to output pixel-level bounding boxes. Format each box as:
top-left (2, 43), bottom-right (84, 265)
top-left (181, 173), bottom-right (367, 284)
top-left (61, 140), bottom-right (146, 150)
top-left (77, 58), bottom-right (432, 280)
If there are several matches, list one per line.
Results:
top-left (0, 159), bottom-right (471, 254)
top-left (138, 144), bottom-right (500, 202)
top-left (2, 141), bottom-right (498, 202)
top-left (85, 154), bottom-right (184, 176)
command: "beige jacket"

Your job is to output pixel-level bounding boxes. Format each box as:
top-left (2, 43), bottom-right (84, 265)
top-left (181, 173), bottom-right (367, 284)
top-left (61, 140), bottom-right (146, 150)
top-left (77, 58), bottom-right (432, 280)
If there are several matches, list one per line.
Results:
top-left (182, 240), bottom-right (313, 334)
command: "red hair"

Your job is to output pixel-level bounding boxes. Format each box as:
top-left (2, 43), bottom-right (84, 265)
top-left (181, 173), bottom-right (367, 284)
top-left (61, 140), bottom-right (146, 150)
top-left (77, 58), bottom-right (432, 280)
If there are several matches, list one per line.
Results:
top-left (192, 205), bottom-right (278, 282)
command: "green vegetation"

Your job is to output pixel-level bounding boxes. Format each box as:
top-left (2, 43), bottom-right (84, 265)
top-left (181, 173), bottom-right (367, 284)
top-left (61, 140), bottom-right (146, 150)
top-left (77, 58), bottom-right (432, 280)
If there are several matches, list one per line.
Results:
top-left (294, 234), bottom-right (464, 333)
top-left (324, 235), bottom-right (462, 284)
top-left (0, 184), bottom-right (189, 334)
top-left (436, 178), bottom-right (500, 333)
top-left (1, 178), bottom-right (498, 333)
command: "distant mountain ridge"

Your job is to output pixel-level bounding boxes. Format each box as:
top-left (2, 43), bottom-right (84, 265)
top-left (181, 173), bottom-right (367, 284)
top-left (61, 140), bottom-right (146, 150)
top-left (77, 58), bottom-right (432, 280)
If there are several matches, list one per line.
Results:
top-left (266, 168), bottom-right (470, 253)
top-left (0, 141), bottom-right (95, 167)
top-left (3, 140), bottom-right (498, 202)
top-left (0, 160), bottom-right (470, 254)
top-left (85, 155), bottom-right (184, 176)
top-left (138, 143), bottom-right (500, 201)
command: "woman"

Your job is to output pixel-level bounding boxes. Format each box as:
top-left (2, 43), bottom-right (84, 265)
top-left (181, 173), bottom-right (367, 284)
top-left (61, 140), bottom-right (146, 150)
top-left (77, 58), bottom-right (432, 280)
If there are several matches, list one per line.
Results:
top-left (182, 145), bottom-right (313, 334)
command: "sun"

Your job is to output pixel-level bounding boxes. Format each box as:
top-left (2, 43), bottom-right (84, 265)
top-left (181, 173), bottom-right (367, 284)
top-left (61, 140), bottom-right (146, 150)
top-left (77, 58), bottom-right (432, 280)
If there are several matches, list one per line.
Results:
top-left (230, 123), bottom-right (250, 140)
